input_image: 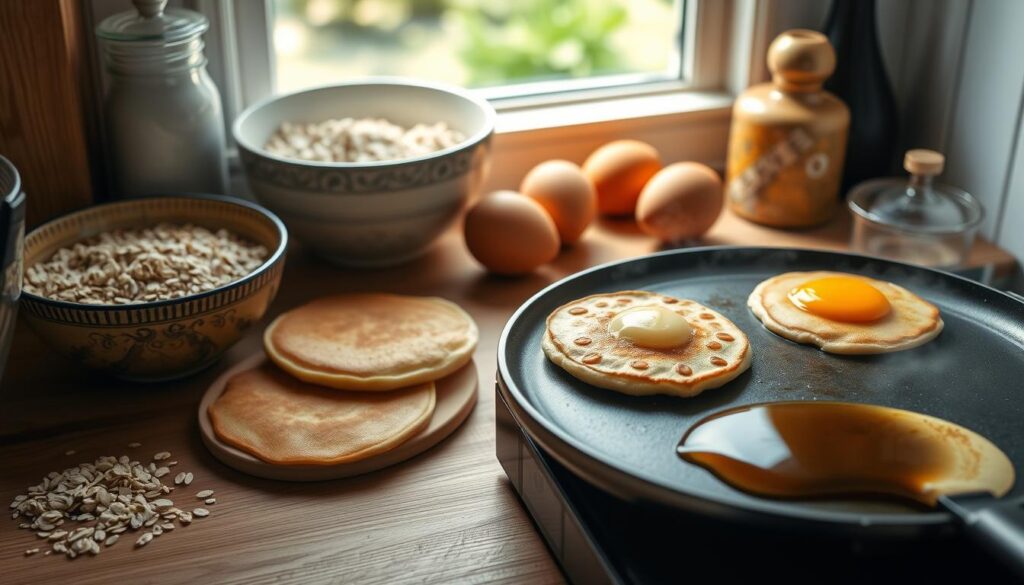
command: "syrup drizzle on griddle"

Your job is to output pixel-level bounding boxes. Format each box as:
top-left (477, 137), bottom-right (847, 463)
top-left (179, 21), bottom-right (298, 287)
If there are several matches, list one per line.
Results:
top-left (677, 401), bottom-right (1014, 505)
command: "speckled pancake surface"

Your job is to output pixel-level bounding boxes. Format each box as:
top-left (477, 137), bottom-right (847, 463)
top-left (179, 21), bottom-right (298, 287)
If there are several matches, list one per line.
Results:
top-left (542, 290), bottom-right (752, 397)
top-left (748, 271), bottom-right (943, 354)
top-left (208, 365), bottom-right (435, 465)
top-left (265, 294), bottom-right (478, 391)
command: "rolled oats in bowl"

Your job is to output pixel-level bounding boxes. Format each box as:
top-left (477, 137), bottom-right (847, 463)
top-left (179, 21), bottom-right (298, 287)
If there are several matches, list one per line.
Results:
top-left (234, 80), bottom-right (494, 267)
top-left (24, 223), bottom-right (269, 305)
top-left (263, 117), bottom-right (466, 163)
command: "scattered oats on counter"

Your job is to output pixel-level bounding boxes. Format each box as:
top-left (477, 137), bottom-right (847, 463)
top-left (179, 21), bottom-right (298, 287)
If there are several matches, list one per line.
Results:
top-left (24, 223), bottom-right (268, 305)
top-left (9, 451), bottom-right (214, 559)
top-left (264, 117), bottom-right (466, 163)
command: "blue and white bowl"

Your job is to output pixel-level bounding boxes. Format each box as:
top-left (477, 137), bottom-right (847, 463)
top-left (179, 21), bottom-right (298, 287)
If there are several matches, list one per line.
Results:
top-left (20, 195), bottom-right (287, 382)
top-left (234, 79), bottom-right (495, 267)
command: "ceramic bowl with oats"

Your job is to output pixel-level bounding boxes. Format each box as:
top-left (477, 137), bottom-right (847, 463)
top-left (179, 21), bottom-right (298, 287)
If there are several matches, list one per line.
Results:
top-left (20, 195), bottom-right (287, 382)
top-left (233, 78), bottom-right (494, 268)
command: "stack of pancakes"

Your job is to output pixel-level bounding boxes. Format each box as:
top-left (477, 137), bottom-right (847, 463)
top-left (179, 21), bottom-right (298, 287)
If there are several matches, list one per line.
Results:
top-left (208, 294), bottom-right (478, 466)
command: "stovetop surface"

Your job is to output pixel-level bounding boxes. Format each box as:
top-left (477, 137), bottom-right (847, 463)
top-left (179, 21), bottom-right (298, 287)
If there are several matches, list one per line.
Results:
top-left (496, 387), bottom-right (1018, 584)
top-left (497, 248), bottom-right (1024, 528)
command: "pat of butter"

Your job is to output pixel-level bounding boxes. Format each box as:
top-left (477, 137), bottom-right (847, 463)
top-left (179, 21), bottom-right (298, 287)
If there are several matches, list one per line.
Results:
top-left (609, 305), bottom-right (692, 349)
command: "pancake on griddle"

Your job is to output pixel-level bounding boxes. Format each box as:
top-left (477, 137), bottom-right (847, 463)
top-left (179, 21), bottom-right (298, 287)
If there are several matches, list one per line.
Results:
top-left (542, 290), bottom-right (751, 397)
top-left (748, 271), bottom-right (943, 354)
top-left (265, 294), bottom-right (478, 391)
top-left (208, 364), bottom-right (435, 465)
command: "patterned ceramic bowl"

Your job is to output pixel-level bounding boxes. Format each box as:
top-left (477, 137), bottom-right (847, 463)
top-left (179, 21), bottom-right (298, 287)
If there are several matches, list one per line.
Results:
top-left (234, 78), bottom-right (494, 267)
top-left (20, 195), bottom-right (287, 382)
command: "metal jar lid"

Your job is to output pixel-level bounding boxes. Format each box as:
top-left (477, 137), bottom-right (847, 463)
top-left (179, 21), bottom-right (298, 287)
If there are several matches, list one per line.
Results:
top-left (96, 0), bottom-right (208, 43)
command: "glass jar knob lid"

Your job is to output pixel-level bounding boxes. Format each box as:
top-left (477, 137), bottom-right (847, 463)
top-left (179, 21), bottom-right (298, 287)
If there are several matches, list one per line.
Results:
top-left (904, 149), bottom-right (945, 176)
top-left (96, 0), bottom-right (208, 42)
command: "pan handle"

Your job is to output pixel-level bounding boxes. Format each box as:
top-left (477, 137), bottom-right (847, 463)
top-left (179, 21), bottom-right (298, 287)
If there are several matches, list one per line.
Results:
top-left (940, 493), bottom-right (1024, 578)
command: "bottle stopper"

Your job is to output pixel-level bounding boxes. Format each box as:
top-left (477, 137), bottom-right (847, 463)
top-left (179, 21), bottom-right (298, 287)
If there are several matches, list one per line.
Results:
top-left (767, 29), bottom-right (836, 92)
top-left (904, 149), bottom-right (945, 176)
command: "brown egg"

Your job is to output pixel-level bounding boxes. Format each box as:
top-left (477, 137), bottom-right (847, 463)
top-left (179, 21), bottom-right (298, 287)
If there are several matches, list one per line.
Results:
top-left (520, 160), bottom-right (596, 245)
top-left (464, 190), bottom-right (560, 275)
top-left (635, 162), bottom-right (723, 242)
top-left (582, 140), bottom-right (662, 216)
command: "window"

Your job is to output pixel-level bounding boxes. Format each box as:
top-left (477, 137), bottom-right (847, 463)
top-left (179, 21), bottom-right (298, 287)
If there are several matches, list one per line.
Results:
top-left (270, 0), bottom-right (684, 99)
top-left (208, 0), bottom-right (762, 112)
top-left (93, 0), bottom-right (776, 177)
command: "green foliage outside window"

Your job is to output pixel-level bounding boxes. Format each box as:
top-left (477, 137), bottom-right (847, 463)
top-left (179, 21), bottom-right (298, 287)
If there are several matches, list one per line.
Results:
top-left (274, 0), bottom-right (652, 86)
top-left (446, 0), bottom-right (628, 84)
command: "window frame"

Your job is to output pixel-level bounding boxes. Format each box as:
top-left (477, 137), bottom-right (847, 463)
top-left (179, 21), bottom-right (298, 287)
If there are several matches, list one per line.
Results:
top-left (207, 0), bottom-right (750, 118)
top-left (217, 0), bottom-right (692, 110)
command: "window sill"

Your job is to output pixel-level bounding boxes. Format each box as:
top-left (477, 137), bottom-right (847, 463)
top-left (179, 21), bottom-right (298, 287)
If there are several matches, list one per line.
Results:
top-left (487, 89), bottom-right (734, 189)
top-left (494, 87), bottom-right (733, 134)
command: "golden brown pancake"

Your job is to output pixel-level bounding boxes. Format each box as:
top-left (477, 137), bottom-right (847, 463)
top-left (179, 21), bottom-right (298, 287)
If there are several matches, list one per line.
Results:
top-left (542, 291), bottom-right (752, 397)
top-left (748, 271), bottom-right (943, 354)
top-left (208, 364), bottom-right (435, 465)
top-left (265, 294), bottom-right (478, 391)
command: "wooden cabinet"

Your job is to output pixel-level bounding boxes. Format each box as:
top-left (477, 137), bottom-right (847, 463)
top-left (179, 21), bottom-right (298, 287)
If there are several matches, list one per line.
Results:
top-left (0, 0), bottom-right (96, 227)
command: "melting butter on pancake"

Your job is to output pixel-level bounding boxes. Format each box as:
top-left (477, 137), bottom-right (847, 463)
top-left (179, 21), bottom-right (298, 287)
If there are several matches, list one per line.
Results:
top-left (208, 365), bottom-right (435, 465)
top-left (265, 294), bottom-right (478, 391)
top-left (747, 271), bottom-right (943, 354)
top-left (542, 291), bottom-right (752, 397)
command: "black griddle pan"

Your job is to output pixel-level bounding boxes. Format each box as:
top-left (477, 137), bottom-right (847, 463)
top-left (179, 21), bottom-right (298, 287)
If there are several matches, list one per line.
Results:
top-left (497, 247), bottom-right (1024, 538)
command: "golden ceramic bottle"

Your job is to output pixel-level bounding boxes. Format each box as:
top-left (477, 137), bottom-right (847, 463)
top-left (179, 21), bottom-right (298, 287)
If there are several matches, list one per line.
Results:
top-left (726, 30), bottom-right (850, 228)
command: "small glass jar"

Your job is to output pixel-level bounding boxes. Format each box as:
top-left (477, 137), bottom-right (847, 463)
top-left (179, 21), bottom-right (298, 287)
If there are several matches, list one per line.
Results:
top-left (97, 0), bottom-right (228, 197)
top-left (847, 149), bottom-right (983, 269)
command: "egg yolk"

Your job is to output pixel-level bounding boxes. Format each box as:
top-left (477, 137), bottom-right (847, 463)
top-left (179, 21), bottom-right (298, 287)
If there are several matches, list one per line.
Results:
top-left (609, 305), bottom-right (692, 349)
top-left (787, 276), bottom-right (891, 323)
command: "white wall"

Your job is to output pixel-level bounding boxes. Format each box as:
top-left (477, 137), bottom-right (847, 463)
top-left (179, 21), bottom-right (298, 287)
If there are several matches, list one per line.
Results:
top-left (878, 0), bottom-right (1024, 262)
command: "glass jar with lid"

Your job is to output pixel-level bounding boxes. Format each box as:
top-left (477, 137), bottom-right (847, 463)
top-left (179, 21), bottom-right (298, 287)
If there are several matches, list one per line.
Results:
top-left (96, 0), bottom-right (228, 197)
top-left (847, 149), bottom-right (983, 269)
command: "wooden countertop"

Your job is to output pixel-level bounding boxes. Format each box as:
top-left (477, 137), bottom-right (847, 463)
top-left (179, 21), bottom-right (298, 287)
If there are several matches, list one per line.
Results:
top-left (0, 208), bottom-right (1016, 584)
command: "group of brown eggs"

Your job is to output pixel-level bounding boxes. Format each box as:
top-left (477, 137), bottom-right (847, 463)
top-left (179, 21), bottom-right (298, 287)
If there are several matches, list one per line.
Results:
top-left (463, 139), bottom-right (724, 275)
